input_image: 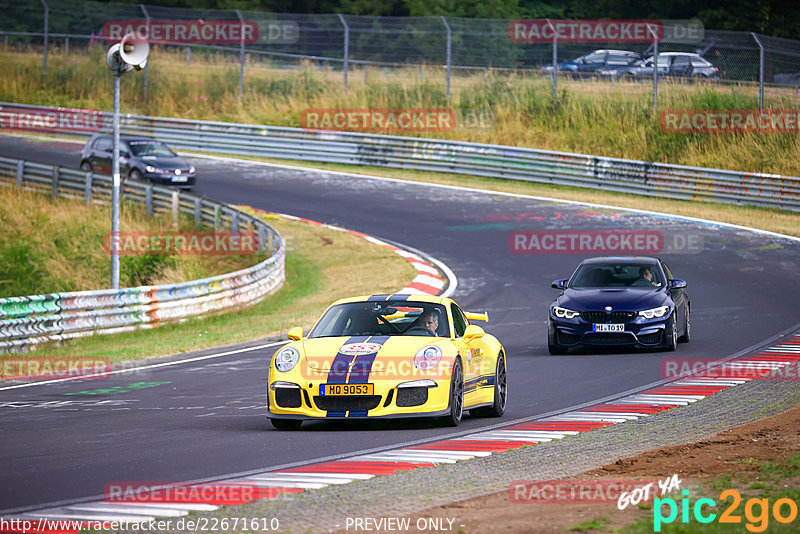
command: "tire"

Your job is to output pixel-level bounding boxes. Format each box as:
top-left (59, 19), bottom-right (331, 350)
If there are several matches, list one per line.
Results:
top-left (678, 306), bottom-right (691, 343)
top-left (548, 336), bottom-right (567, 355)
top-left (471, 353), bottom-right (507, 418)
top-left (129, 169), bottom-right (144, 182)
top-left (441, 358), bottom-right (463, 427)
top-left (80, 160), bottom-right (93, 172)
top-left (270, 418), bottom-right (302, 430)
top-left (664, 314), bottom-right (678, 352)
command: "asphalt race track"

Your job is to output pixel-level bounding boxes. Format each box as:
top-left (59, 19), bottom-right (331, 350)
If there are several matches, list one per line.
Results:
top-left (1, 134), bottom-right (799, 513)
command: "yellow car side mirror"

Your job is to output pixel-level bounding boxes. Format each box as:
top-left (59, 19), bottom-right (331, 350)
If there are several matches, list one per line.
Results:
top-left (464, 311), bottom-right (489, 322)
top-left (462, 324), bottom-right (485, 343)
top-left (287, 326), bottom-right (303, 341)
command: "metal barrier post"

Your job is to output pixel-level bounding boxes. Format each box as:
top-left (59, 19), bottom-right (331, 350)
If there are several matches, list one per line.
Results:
top-left (441, 16), bottom-right (452, 100)
top-left (171, 190), bottom-right (179, 229)
top-left (186, 46), bottom-right (190, 64)
top-left (41, 0), bottom-right (49, 83)
top-left (194, 198), bottom-right (202, 227)
top-left (338, 14), bottom-right (349, 92)
top-left (232, 211), bottom-right (239, 233)
top-left (752, 33), bottom-right (765, 111)
top-left (546, 19), bottom-right (557, 105)
top-left (65, 36), bottom-right (68, 55)
top-left (16, 160), bottom-right (24, 188)
top-left (84, 171), bottom-right (92, 204)
top-left (139, 4), bottom-right (150, 100)
top-left (649, 24), bottom-right (659, 115)
top-left (214, 204), bottom-right (221, 231)
top-left (364, 65), bottom-right (369, 84)
top-left (145, 185), bottom-right (153, 215)
top-left (258, 225), bottom-right (266, 252)
top-left (51, 166), bottom-right (59, 199)
top-left (235, 9), bottom-right (245, 99)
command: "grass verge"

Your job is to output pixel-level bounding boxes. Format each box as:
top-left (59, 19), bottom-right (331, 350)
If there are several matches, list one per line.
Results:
top-left (0, 185), bottom-right (262, 297)
top-left (5, 212), bottom-right (416, 364)
top-left (2, 47), bottom-right (800, 176)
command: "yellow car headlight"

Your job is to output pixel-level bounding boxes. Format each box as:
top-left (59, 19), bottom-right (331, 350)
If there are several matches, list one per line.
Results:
top-left (274, 347), bottom-right (300, 372)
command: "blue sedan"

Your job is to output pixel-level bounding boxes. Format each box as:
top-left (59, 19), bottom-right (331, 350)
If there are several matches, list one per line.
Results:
top-left (548, 257), bottom-right (690, 354)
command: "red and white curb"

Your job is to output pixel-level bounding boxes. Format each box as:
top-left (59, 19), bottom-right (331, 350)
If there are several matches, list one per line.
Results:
top-left (9, 334), bottom-right (799, 530)
top-left (249, 209), bottom-right (452, 297)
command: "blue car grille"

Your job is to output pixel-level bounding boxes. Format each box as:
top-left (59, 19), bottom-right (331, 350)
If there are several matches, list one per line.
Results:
top-left (583, 332), bottom-right (637, 345)
top-left (581, 311), bottom-right (637, 323)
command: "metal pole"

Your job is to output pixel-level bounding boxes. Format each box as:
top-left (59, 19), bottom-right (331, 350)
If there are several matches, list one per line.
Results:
top-left (41, 0), bottom-right (49, 83)
top-left (649, 24), bottom-right (658, 115)
top-left (140, 4), bottom-right (150, 100)
top-left (752, 33), bottom-right (764, 111)
top-left (546, 19), bottom-right (557, 104)
top-left (236, 9), bottom-right (245, 99)
top-left (441, 16), bottom-right (451, 100)
top-left (338, 14), bottom-right (349, 92)
top-left (111, 73), bottom-right (121, 289)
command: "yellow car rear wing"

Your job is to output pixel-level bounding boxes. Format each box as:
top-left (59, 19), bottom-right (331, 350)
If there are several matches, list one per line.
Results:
top-left (464, 311), bottom-right (489, 322)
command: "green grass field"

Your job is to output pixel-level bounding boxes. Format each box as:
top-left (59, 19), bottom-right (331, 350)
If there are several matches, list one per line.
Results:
top-left (1, 46), bottom-right (800, 177)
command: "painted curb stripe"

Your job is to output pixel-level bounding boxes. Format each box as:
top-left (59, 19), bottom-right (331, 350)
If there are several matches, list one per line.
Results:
top-left (19, 333), bottom-right (800, 525)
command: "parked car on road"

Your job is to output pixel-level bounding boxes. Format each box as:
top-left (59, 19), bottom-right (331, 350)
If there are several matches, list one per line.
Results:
top-left (540, 49), bottom-right (641, 78)
top-left (597, 52), bottom-right (720, 80)
top-left (80, 134), bottom-right (196, 189)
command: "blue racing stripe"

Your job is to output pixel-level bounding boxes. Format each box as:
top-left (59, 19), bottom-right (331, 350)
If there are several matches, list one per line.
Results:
top-left (387, 293), bottom-right (411, 301)
top-left (346, 335), bottom-right (390, 417)
top-left (367, 295), bottom-right (389, 301)
top-left (324, 335), bottom-right (369, 418)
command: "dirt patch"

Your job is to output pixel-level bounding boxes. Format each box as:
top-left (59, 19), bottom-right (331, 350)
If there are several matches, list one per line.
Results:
top-left (378, 403), bottom-right (800, 533)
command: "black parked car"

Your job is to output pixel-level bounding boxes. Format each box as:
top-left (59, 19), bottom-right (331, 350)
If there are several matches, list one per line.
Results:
top-left (540, 49), bottom-right (641, 79)
top-left (80, 134), bottom-right (196, 189)
top-left (548, 256), bottom-right (690, 354)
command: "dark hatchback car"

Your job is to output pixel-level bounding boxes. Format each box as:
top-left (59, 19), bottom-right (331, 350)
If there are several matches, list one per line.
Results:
top-left (80, 134), bottom-right (196, 189)
top-left (540, 49), bottom-right (641, 78)
top-left (548, 256), bottom-right (690, 354)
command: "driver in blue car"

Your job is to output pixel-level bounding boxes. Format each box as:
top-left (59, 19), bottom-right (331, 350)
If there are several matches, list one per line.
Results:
top-left (633, 266), bottom-right (658, 287)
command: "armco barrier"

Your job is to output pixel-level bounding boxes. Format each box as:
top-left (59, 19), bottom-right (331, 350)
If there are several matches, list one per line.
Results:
top-left (0, 155), bottom-right (285, 353)
top-left (1, 102), bottom-right (798, 211)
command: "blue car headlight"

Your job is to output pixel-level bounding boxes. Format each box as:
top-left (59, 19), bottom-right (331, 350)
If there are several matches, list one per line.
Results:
top-left (552, 306), bottom-right (580, 320)
top-left (274, 347), bottom-right (300, 372)
top-left (638, 306), bottom-right (670, 319)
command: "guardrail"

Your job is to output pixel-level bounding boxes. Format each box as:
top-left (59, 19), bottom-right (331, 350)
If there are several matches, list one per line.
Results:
top-left (2, 102), bottom-right (800, 212)
top-left (0, 155), bottom-right (285, 353)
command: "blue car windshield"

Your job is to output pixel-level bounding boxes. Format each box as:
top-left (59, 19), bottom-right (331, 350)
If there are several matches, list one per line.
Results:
top-left (309, 301), bottom-right (450, 338)
top-left (570, 263), bottom-right (663, 288)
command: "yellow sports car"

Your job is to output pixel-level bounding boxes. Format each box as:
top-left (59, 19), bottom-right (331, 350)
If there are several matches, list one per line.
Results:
top-left (267, 294), bottom-right (507, 429)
